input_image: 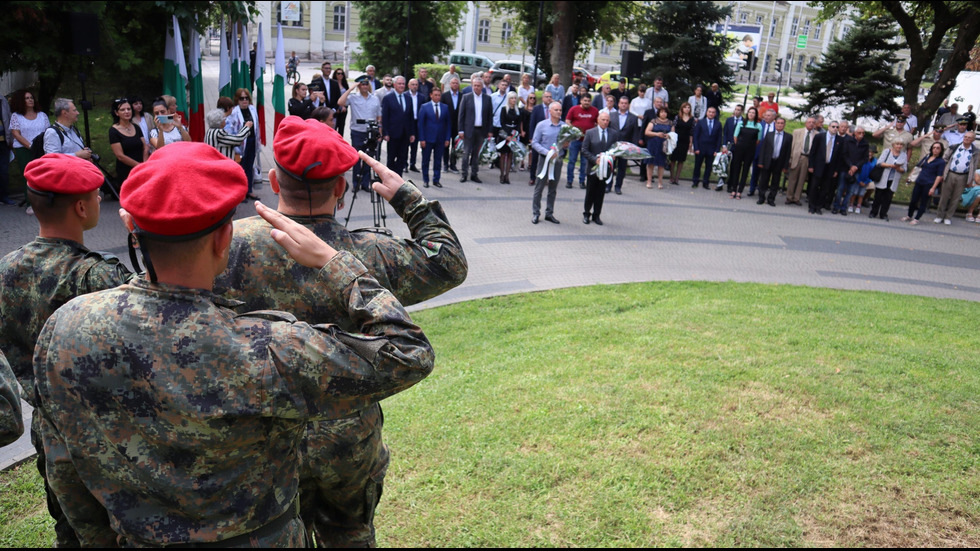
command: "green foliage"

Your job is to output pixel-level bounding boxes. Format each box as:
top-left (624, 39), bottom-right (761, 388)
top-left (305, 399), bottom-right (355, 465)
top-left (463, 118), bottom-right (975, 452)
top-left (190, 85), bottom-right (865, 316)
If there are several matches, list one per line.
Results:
top-left (795, 17), bottom-right (903, 121)
top-left (413, 64), bottom-right (450, 86)
top-left (1, 2), bottom-right (256, 112)
top-left (636, 1), bottom-right (736, 113)
top-left (354, 1), bottom-right (466, 76)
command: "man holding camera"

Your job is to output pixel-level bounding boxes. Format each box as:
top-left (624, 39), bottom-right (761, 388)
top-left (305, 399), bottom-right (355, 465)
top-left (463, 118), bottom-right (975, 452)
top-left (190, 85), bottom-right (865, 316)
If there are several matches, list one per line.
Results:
top-left (338, 76), bottom-right (382, 192)
top-left (43, 98), bottom-right (94, 160)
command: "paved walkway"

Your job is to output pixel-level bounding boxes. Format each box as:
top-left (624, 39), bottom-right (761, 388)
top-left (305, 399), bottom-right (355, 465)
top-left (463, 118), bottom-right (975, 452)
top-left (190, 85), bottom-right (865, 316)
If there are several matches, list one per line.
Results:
top-left (2, 59), bottom-right (979, 470)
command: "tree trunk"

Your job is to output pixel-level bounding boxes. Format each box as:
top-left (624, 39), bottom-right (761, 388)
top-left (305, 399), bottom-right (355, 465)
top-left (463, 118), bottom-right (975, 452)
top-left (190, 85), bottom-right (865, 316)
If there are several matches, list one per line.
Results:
top-left (917, 14), bottom-right (980, 126)
top-left (550, 1), bottom-right (577, 90)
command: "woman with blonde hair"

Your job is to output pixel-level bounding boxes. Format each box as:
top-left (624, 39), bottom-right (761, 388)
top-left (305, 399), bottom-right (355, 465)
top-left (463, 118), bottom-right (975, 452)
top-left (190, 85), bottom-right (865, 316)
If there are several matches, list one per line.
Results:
top-left (498, 91), bottom-right (522, 184)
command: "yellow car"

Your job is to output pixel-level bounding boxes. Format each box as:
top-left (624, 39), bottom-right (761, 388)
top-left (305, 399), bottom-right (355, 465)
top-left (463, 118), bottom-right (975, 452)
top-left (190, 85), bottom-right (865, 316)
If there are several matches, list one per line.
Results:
top-left (596, 71), bottom-right (638, 92)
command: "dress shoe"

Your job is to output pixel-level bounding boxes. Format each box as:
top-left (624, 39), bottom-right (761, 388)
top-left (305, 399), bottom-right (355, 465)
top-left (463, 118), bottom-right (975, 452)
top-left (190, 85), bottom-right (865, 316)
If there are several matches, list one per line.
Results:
top-left (756, 198), bottom-right (765, 205)
top-left (605, 186), bottom-right (612, 193)
top-left (565, 183), bottom-right (573, 189)
top-left (471, 175), bottom-right (482, 183)
top-left (815, 209), bottom-right (823, 215)
top-left (880, 215), bottom-right (889, 221)
top-left (409, 165), bottom-right (419, 172)
top-left (245, 193), bottom-right (260, 201)
top-left (579, 183), bottom-right (586, 189)
top-left (767, 200), bottom-right (776, 207)
top-left (839, 209), bottom-right (846, 216)
top-left (592, 216), bottom-right (603, 226)
top-left (615, 189), bottom-right (622, 195)
top-left (423, 182), bottom-right (430, 188)
top-left (433, 182), bottom-right (442, 188)
top-left (747, 191), bottom-right (755, 197)
top-left (460, 175), bottom-right (468, 183)
top-left (583, 215), bottom-right (591, 225)
top-left (702, 183), bottom-right (710, 189)
top-left (545, 215), bottom-right (560, 224)
top-left (532, 214), bottom-right (539, 224)
top-left (502, 177), bottom-right (510, 184)
top-left (831, 208), bottom-right (838, 214)
top-left (529, 179), bottom-right (535, 186)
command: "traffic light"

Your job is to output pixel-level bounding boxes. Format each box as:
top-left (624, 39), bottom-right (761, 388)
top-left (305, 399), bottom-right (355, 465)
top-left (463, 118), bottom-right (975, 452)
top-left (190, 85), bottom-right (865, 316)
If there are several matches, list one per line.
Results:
top-left (775, 59), bottom-right (783, 74)
top-left (752, 53), bottom-right (759, 72)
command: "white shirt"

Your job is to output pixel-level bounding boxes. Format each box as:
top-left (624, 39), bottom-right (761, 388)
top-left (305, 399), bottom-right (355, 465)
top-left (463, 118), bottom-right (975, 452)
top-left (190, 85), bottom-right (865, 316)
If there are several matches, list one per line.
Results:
top-left (629, 97), bottom-right (651, 119)
top-left (473, 92), bottom-right (484, 127)
top-left (645, 86), bottom-right (669, 105)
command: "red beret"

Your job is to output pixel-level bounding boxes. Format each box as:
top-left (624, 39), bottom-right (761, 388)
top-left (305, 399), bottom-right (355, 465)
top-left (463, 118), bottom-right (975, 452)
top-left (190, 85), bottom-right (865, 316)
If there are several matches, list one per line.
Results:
top-left (273, 116), bottom-right (358, 182)
top-left (24, 154), bottom-right (104, 195)
top-left (120, 142), bottom-right (246, 238)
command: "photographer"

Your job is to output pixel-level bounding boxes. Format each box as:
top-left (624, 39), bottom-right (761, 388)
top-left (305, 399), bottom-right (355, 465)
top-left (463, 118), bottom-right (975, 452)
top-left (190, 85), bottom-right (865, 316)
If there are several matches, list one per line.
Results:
top-left (338, 75), bottom-right (382, 192)
top-left (43, 98), bottom-right (93, 160)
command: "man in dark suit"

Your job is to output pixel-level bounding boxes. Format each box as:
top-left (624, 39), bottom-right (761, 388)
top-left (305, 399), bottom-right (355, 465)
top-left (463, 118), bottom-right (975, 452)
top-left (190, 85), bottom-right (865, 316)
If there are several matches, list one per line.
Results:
top-left (457, 77), bottom-right (493, 183)
top-left (705, 83), bottom-right (723, 113)
top-left (748, 108), bottom-right (776, 196)
top-left (691, 106), bottom-right (724, 189)
top-left (441, 76), bottom-right (463, 173)
top-left (406, 79), bottom-right (423, 172)
top-left (381, 76), bottom-right (414, 176)
top-left (417, 67), bottom-right (434, 103)
top-left (755, 116), bottom-right (793, 206)
top-left (581, 112), bottom-right (617, 225)
top-left (418, 87), bottom-right (451, 188)
top-left (527, 90), bottom-right (554, 187)
top-left (807, 120), bottom-right (843, 214)
top-left (560, 84), bottom-right (580, 119)
top-left (723, 104), bottom-right (744, 149)
top-left (310, 61), bottom-right (342, 111)
top-left (608, 96), bottom-right (640, 194)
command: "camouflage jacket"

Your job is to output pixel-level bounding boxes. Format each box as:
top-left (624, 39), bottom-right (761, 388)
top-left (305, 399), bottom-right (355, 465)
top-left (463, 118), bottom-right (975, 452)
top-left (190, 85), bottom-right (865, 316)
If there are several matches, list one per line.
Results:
top-left (215, 183), bottom-right (468, 326)
top-left (0, 237), bottom-right (133, 405)
top-left (34, 251), bottom-right (433, 546)
top-left (0, 350), bottom-right (23, 446)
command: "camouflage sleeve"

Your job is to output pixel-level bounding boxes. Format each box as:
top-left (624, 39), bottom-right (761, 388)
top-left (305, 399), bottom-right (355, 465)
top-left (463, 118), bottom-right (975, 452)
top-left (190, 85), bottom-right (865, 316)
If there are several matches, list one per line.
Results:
top-left (34, 321), bottom-right (117, 547)
top-left (0, 350), bottom-right (23, 446)
top-left (373, 183), bottom-right (468, 306)
top-left (78, 252), bottom-right (136, 295)
top-left (253, 251), bottom-right (435, 419)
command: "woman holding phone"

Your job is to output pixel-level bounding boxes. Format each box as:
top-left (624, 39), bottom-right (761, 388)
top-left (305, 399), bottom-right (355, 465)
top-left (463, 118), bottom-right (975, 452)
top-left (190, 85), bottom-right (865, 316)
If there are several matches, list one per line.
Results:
top-left (148, 99), bottom-right (189, 150)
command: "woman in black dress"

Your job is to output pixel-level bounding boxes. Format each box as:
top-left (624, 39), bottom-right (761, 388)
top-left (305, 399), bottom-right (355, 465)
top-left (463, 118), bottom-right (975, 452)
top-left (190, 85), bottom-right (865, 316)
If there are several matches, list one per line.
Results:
top-left (498, 91), bottom-right (522, 184)
top-left (108, 98), bottom-right (148, 186)
top-left (728, 106), bottom-right (761, 199)
top-left (331, 68), bottom-right (350, 136)
top-left (519, 94), bottom-right (535, 171)
top-left (288, 82), bottom-right (313, 119)
top-left (669, 102), bottom-right (695, 185)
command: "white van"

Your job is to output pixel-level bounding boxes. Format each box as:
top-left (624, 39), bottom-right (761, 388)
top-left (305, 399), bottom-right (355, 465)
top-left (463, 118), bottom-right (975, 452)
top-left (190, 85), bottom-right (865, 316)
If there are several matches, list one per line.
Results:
top-left (448, 52), bottom-right (495, 80)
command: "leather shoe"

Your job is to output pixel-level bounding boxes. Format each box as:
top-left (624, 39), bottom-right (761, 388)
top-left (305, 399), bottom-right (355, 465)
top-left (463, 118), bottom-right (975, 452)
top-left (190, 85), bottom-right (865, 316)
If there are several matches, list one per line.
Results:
top-left (691, 182), bottom-right (699, 188)
top-left (767, 200), bottom-right (776, 207)
top-left (460, 175), bottom-right (468, 183)
top-left (532, 214), bottom-right (539, 224)
top-left (565, 183), bottom-right (573, 189)
top-left (605, 186), bottom-right (612, 194)
top-left (579, 183), bottom-right (586, 189)
top-left (756, 198), bottom-right (765, 205)
top-left (545, 215), bottom-right (560, 224)
top-left (471, 176), bottom-right (482, 183)
top-left (702, 183), bottom-right (710, 189)
top-left (245, 193), bottom-right (260, 201)
top-left (409, 165), bottom-right (419, 172)
top-left (423, 182), bottom-right (430, 188)
top-left (433, 182), bottom-right (442, 188)
top-left (592, 216), bottom-right (603, 226)
top-left (615, 189), bottom-right (622, 195)
top-left (583, 215), bottom-right (590, 224)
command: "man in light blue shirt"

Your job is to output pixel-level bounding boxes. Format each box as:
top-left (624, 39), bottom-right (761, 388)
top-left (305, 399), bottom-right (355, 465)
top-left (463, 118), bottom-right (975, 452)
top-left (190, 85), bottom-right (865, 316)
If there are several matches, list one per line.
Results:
top-left (530, 101), bottom-right (568, 225)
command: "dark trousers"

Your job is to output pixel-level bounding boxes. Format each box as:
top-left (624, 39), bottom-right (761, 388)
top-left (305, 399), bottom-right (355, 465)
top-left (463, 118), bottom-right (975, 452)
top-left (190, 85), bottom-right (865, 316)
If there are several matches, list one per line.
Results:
top-left (748, 162), bottom-right (761, 194)
top-left (758, 166), bottom-right (783, 203)
top-left (729, 145), bottom-right (754, 193)
top-left (584, 172), bottom-right (606, 219)
top-left (532, 177), bottom-right (558, 217)
top-left (335, 110), bottom-right (348, 138)
top-left (409, 127), bottom-right (419, 167)
top-left (692, 152), bottom-right (714, 186)
top-left (351, 130), bottom-right (372, 190)
top-left (909, 183), bottom-right (932, 220)
top-left (529, 151), bottom-right (539, 182)
top-left (613, 158), bottom-right (628, 191)
top-left (421, 142), bottom-right (443, 184)
top-left (241, 133), bottom-right (256, 193)
top-left (869, 186), bottom-right (895, 218)
top-left (808, 172), bottom-right (836, 212)
top-left (462, 126), bottom-right (486, 178)
top-left (0, 141), bottom-right (10, 201)
top-left (386, 135), bottom-right (409, 176)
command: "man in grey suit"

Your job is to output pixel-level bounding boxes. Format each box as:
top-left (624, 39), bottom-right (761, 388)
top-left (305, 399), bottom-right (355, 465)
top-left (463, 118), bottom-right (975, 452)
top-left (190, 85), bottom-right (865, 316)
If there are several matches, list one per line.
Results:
top-left (581, 111), bottom-right (617, 225)
top-left (755, 116), bottom-right (793, 206)
top-left (607, 96), bottom-right (640, 194)
top-left (457, 78), bottom-right (493, 183)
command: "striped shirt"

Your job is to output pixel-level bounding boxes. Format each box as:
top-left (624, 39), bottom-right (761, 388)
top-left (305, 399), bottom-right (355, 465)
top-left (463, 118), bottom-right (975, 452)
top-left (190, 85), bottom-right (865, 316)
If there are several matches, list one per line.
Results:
top-left (205, 125), bottom-right (251, 160)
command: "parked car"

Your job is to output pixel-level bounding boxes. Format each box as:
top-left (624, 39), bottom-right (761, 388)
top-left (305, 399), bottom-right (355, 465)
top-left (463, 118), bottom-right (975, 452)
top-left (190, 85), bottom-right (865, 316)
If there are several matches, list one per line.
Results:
top-left (448, 51), bottom-right (495, 80)
top-left (573, 67), bottom-right (598, 90)
top-left (486, 61), bottom-right (548, 87)
top-left (596, 71), bottom-right (638, 92)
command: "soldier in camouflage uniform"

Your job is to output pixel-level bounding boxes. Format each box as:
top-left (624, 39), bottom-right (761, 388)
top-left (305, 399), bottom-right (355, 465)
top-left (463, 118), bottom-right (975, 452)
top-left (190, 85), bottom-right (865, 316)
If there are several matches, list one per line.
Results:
top-left (34, 142), bottom-right (435, 547)
top-left (0, 153), bottom-right (133, 546)
top-left (0, 350), bottom-right (24, 447)
top-left (214, 117), bottom-right (467, 547)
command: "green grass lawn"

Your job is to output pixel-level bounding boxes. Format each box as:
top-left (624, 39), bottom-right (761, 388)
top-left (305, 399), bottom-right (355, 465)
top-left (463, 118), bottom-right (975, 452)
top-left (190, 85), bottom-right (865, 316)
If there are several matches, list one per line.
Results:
top-left (4, 282), bottom-right (977, 547)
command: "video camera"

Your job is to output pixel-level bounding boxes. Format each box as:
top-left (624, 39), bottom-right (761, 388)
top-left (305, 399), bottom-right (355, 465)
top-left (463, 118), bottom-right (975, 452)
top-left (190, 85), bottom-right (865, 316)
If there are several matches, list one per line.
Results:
top-left (346, 119), bottom-right (386, 228)
top-left (355, 119), bottom-right (381, 156)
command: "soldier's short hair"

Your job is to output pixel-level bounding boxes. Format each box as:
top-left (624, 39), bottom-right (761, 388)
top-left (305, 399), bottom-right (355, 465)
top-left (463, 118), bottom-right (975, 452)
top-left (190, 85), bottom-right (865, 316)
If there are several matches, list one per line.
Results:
top-left (274, 167), bottom-right (341, 210)
top-left (28, 191), bottom-right (93, 225)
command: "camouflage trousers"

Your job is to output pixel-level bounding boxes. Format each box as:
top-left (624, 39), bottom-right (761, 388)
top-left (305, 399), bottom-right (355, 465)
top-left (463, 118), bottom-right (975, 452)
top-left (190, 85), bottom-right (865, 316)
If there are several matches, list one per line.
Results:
top-left (118, 515), bottom-right (307, 547)
top-left (299, 404), bottom-right (389, 548)
top-left (31, 418), bottom-right (81, 548)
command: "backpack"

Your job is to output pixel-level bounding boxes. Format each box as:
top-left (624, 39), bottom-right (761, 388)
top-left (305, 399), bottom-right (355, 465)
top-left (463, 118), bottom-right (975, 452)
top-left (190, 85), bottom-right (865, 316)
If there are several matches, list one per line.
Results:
top-left (29, 124), bottom-right (66, 160)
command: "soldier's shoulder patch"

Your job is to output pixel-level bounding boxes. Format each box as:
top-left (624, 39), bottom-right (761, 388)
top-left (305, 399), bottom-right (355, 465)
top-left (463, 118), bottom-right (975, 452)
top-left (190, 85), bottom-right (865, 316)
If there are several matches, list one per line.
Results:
top-left (353, 227), bottom-right (394, 237)
top-left (420, 240), bottom-right (442, 258)
top-left (236, 310), bottom-right (299, 323)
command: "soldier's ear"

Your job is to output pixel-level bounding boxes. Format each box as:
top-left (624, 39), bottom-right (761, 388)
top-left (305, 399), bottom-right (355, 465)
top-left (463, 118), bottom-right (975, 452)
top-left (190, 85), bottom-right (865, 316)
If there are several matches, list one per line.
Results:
top-left (270, 169), bottom-right (280, 194)
top-left (334, 178), bottom-right (347, 198)
top-left (213, 222), bottom-right (233, 261)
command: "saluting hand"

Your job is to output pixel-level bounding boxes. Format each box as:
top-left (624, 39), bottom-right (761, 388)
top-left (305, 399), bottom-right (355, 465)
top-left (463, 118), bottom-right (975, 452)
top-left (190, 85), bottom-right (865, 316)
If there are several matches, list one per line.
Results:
top-left (358, 151), bottom-right (406, 201)
top-left (255, 201), bottom-right (338, 269)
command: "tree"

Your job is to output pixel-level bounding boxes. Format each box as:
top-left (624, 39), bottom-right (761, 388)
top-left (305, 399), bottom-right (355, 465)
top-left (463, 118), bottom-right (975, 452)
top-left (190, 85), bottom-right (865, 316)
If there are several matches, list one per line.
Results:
top-left (812, 1), bottom-right (980, 126)
top-left (794, 17), bottom-right (904, 122)
top-left (355, 1), bottom-right (467, 76)
top-left (1, 2), bottom-right (255, 112)
top-left (635, 1), bottom-right (736, 113)
top-left (492, 1), bottom-right (642, 89)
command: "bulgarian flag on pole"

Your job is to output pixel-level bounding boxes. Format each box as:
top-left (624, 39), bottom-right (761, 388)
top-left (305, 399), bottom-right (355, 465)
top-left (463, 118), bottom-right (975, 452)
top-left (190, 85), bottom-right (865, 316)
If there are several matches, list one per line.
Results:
top-left (218, 19), bottom-right (232, 98)
top-left (164, 15), bottom-right (188, 122)
top-left (255, 23), bottom-right (267, 145)
top-left (272, 23), bottom-right (286, 136)
top-left (231, 22), bottom-right (241, 94)
top-left (241, 25), bottom-right (250, 91)
top-left (188, 21), bottom-right (205, 142)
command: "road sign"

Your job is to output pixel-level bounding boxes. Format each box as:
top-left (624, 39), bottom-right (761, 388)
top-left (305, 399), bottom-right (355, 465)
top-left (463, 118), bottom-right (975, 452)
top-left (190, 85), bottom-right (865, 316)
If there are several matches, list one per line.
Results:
top-left (796, 35), bottom-right (808, 49)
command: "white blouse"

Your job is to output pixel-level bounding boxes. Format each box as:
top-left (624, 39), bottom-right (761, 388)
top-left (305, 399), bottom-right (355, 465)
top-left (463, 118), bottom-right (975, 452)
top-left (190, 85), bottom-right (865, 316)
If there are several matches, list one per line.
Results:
top-left (10, 112), bottom-right (50, 148)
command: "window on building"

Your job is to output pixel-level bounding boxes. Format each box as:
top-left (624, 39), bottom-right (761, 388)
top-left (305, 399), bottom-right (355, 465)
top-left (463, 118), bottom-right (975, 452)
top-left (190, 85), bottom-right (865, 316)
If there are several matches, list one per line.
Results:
top-left (786, 54), bottom-right (793, 73)
top-left (814, 22), bottom-right (822, 40)
top-left (770, 18), bottom-right (777, 38)
top-left (803, 19), bottom-right (811, 36)
top-left (808, 56), bottom-right (816, 68)
top-left (739, 12), bottom-right (748, 24)
top-left (277, 1), bottom-right (305, 28)
top-left (332, 4), bottom-right (345, 31)
top-left (620, 41), bottom-right (628, 54)
top-left (478, 19), bottom-right (490, 43)
top-left (501, 21), bottom-right (512, 43)
top-left (756, 15), bottom-right (764, 25)
top-left (601, 41), bottom-right (610, 55)
top-left (790, 16), bottom-right (799, 36)
top-left (764, 54), bottom-right (771, 73)
top-left (796, 56), bottom-right (804, 72)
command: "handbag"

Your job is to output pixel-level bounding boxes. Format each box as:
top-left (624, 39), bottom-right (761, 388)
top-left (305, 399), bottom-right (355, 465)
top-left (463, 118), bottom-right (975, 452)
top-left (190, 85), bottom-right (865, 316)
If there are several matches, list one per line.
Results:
top-left (868, 164), bottom-right (885, 182)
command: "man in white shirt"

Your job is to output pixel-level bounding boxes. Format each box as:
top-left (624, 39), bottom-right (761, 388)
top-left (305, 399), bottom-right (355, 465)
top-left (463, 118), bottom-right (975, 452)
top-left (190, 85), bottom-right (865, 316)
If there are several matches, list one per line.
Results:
top-left (406, 79), bottom-right (422, 172)
top-left (644, 77), bottom-right (668, 106)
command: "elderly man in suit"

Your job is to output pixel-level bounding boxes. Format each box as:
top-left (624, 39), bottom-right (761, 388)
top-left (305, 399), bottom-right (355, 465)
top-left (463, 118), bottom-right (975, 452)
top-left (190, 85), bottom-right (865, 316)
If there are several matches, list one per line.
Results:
top-left (418, 87), bottom-right (451, 188)
top-left (692, 106), bottom-right (724, 189)
top-left (785, 116), bottom-right (817, 205)
top-left (441, 76), bottom-right (463, 173)
top-left (607, 96), bottom-right (640, 194)
top-left (581, 111), bottom-right (617, 225)
top-left (755, 116), bottom-right (793, 206)
top-left (807, 120), bottom-right (843, 215)
top-left (457, 77), bottom-right (493, 183)
top-left (381, 76), bottom-right (414, 176)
